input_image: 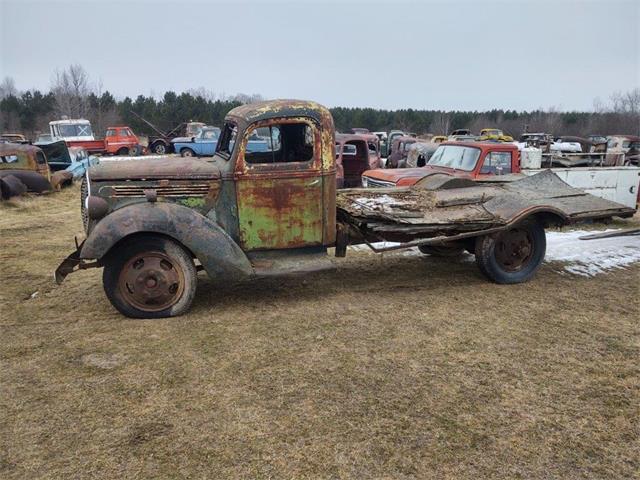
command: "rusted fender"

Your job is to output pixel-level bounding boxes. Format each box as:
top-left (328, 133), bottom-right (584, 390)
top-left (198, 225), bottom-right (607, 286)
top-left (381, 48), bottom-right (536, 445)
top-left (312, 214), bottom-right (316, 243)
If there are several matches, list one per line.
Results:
top-left (81, 202), bottom-right (254, 283)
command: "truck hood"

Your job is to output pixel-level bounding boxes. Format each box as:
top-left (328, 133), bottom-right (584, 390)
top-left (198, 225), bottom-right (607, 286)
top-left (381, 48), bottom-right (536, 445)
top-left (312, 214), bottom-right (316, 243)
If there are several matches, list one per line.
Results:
top-left (363, 166), bottom-right (451, 185)
top-left (89, 157), bottom-right (221, 181)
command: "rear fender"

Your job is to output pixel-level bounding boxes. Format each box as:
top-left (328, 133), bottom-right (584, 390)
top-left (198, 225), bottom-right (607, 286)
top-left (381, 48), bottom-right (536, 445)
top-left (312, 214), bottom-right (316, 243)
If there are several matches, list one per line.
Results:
top-left (81, 202), bottom-right (253, 282)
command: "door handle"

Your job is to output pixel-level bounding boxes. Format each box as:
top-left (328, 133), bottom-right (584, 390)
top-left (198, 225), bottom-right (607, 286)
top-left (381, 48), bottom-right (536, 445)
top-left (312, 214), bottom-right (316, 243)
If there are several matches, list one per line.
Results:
top-left (307, 179), bottom-right (320, 187)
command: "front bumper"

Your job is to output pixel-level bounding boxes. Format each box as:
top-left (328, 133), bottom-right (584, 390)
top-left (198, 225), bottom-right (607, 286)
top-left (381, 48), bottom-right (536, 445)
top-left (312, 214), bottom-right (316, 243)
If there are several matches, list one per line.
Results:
top-left (54, 239), bottom-right (99, 284)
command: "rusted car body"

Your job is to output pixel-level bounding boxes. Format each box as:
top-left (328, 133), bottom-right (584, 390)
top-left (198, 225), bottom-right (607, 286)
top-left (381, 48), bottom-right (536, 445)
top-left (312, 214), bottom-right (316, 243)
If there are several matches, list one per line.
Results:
top-left (606, 135), bottom-right (640, 165)
top-left (0, 143), bottom-right (71, 199)
top-left (335, 133), bottom-right (382, 188)
top-left (405, 141), bottom-right (439, 168)
top-left (386, 135), bottom-right (417, 168)
top-left (55, 100), bottom-right (634, 319)
top-left (0, 133), bottom-right (28, 143)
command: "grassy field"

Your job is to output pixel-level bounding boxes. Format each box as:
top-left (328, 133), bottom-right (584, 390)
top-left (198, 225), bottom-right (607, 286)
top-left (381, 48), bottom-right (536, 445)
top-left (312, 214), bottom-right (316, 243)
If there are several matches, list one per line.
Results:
top-left (1, 185), bottom-right (639, 479)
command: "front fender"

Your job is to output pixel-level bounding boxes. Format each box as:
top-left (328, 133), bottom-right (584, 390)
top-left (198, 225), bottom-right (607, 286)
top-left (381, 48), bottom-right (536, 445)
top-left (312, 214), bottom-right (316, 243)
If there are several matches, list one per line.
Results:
top-left (81, 202), bottom-right (253, 282)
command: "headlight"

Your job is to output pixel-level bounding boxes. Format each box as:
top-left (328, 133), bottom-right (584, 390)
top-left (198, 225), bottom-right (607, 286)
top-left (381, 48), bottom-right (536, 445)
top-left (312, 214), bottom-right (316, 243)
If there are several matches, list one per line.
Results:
top-left (361, 176), bottom-right (368, 188)
top-left (86, 195), bottom-right (109, 220)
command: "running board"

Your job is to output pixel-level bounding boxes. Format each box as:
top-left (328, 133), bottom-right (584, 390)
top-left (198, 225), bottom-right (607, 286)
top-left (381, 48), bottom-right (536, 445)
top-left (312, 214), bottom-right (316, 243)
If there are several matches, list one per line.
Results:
top-left (248, 248), bottom-right (335, 277)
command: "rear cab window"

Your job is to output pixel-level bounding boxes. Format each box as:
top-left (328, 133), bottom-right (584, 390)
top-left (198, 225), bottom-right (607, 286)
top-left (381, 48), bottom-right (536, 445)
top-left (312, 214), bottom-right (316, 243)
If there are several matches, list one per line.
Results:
top-left (480, 151), bottom-right (512, 174)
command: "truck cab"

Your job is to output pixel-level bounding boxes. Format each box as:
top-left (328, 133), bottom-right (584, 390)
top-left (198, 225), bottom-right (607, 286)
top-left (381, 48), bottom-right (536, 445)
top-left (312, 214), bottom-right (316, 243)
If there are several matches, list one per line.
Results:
top-left (335, 133), bottom-right (382, 188)
top-left (362, 142), bottom-right (520, 187)
top-left (50, 119), bottom-right (94, 142)
top-left (104, 126), bottom-right (141, 155)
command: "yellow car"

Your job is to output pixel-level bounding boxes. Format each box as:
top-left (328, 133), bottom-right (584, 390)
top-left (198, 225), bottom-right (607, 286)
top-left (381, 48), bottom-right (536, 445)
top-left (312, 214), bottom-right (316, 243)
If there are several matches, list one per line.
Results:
top-left (479, 128), bottom-right (514, 142)
top-left (431, 135), bottom-right (449, 143)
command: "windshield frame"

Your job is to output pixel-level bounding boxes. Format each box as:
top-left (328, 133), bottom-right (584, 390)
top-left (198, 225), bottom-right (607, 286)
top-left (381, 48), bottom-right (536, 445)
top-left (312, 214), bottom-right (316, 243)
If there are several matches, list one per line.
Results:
top-left (215, 121), bottom-right (238, 160)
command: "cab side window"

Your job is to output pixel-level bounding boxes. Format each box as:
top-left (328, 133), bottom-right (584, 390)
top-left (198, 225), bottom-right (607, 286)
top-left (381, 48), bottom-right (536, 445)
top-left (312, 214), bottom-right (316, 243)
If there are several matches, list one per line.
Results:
top-left (245, 122), bottom-right (315, 165)
top-left (480, 151), bottom-right (511, 174)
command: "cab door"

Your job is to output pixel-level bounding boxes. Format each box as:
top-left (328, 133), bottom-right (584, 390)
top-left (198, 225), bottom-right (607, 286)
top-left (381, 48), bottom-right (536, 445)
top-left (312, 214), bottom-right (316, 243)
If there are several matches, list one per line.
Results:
top-left (235, 118), bottom-right (324, 251)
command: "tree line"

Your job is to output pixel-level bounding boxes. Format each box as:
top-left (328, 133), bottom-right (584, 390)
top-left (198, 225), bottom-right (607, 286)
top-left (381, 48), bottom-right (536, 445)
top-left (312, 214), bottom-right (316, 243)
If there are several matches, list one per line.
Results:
top-left (1, 65), bottom-right (638, 140)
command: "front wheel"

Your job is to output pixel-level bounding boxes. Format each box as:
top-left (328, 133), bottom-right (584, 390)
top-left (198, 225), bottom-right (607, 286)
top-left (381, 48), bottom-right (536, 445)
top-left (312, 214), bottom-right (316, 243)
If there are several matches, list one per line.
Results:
top-left (103, 237), bottom-right (197, 318)
top-left (475, 219), bottom-right (546, 284)
top-left (181, 148), bottom-right (195, 157)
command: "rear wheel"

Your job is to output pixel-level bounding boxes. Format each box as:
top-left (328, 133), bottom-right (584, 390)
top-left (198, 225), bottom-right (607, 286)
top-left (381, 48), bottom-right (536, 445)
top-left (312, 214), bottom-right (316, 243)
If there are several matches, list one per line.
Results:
top-left (103, 237), bottom-right (197, 318)
top-left (181, 148), bottom-right (195, 157)
top-left (418, 244), bottom-right (465, 257)
top-left (152, 142), bottom-right (167, 155)
top-left (475, 219), bottom-right (546, 284)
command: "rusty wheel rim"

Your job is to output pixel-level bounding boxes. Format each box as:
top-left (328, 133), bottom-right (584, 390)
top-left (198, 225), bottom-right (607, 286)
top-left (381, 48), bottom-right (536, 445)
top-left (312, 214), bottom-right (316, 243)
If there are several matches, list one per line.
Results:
top-left (118, 252), bottom-right (185, 312)
top-left (495, 228), bottom-right (534, 272)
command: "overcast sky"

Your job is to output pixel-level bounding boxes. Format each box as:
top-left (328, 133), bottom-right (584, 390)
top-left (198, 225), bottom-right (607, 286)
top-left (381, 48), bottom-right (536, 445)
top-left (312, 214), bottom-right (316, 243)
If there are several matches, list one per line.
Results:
top-left (1, 0), bottom-right (638, 111)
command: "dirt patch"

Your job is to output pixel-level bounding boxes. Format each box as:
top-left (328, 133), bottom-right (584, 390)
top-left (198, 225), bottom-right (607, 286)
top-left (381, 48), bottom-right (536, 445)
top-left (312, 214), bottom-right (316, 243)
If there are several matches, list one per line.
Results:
top-left (127, 421), bottom-right (173, 447)
top-left (80, 352), bottom-right (127, 370)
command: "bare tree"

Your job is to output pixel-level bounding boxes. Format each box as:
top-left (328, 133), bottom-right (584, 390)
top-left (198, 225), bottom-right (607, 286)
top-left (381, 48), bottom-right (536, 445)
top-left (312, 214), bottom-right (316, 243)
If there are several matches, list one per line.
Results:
top-left (51, 64), bottom-right (91, 118)
top-left (610, 88), bottom-right (640, 115)
top-left (0, 76), bottom-right (18, 99)
top-left (431, 111), bottom-right (451, 135)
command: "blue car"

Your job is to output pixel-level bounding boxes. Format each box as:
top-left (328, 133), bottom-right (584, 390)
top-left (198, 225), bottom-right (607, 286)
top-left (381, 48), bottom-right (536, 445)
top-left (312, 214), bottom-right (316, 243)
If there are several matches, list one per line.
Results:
top-left (172, 127), bottom-right (221, 157)
top-left (35, 140), bottom-right (99, 179)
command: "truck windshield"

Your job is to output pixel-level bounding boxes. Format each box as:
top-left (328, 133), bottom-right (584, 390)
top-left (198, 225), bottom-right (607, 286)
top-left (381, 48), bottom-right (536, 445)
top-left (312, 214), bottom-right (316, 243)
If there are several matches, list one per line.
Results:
top-left (428, 145), bottom-right (481, 171)
top-left (57, 124), bottom-right (93, 137)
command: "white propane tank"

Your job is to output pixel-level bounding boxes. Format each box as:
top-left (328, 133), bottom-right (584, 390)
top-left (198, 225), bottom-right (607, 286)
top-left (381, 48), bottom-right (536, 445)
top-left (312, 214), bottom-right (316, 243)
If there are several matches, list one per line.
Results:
top-left (520, 147), bottom-right (542, 169)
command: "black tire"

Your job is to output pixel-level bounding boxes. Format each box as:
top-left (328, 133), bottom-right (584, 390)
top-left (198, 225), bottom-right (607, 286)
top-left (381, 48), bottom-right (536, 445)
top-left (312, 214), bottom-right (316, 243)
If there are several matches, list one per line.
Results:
top-left (475, 219), bottom-right (546, 284)
top-left (102, 236), bottom-right (197, 318)
top-left (117, 147), bottom-right (129, 156)
top-left (418, 244), bottom-right (465, 257)
top-left (181, 148), bottom-right (195, 157)
top-left (152, 142), bottom-right (167, 155)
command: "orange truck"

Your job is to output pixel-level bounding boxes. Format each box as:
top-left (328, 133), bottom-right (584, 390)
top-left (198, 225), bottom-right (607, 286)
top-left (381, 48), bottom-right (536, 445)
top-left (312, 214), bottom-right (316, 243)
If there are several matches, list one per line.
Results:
top-left (48, 119), bottom-right (142, 155)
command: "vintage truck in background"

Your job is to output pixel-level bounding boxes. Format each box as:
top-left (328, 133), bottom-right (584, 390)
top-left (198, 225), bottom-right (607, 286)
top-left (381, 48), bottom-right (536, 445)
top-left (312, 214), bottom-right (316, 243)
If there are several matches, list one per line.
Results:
top-left (48, 119), bottom-right (142, 155)
top-left (335, 133), bottom-right (382, 188)
top-left (55, 100), bottom-right (635, 319)
top-left (172, 127), bottom-right (222, 157)
top-left (362, 141), bottom-right (640, 209)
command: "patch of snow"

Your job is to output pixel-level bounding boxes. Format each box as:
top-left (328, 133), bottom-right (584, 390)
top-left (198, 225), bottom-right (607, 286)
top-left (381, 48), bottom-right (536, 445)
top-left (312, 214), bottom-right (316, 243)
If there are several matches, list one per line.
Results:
top-left (545, 229), bottom-right (640, 277)
top-left (353, 195), bottom-right (399, 209)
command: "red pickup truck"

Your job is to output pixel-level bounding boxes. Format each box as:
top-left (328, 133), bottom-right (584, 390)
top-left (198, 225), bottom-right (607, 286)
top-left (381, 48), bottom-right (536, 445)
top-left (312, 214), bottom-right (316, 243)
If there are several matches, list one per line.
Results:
top-left (48, 120), bottom-right (142, 155)
top-left (362, 141), bottom-right (521, 187)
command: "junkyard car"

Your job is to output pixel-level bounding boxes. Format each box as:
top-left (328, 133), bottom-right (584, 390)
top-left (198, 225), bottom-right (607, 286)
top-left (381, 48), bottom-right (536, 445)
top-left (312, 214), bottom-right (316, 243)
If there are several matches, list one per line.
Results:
top-left (0, 143), bottom-right (71, 199)
top-left (335, 133), bottom-right (382, 188)
top-left (386, 135), bottom-right (417, 168)
top-left (35, 140), bottom-right (99, 179)
top-left (478, 128), bottom-right (514, 142)
top-left (172, 127), bottom-right (222, 157)
top-left (55, 100), bottom-right (635, 319)
top-left (0, 133), bottom-right (28, 143)
top-left (405, 141), bottom-right (439, 168)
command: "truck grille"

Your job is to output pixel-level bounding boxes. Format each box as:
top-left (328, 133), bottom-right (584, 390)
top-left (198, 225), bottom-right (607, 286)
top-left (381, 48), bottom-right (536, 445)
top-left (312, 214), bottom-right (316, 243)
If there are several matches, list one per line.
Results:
top-left (111, 183), bottom-right (213, 197)
top-left (365, 177), bottom-right (395, 188)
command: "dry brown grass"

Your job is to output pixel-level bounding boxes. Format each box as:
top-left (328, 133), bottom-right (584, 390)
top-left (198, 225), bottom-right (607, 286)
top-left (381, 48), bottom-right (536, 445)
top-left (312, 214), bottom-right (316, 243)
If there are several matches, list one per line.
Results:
top-left (1, 186), bottom-right (639, 479)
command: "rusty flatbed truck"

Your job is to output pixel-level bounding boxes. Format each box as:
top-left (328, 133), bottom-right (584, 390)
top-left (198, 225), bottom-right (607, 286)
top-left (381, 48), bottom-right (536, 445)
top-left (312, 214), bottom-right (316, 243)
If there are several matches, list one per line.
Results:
top-left (55, 100), bottom-right (635, 318)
